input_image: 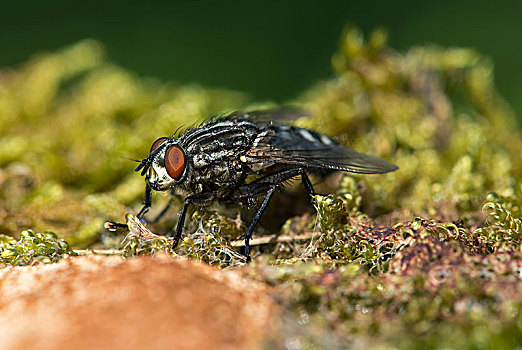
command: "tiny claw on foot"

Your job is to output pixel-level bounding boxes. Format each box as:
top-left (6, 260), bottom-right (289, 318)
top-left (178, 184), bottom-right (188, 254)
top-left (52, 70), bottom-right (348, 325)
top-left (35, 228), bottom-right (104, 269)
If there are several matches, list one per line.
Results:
top-left (104, 221), bottom-right (128, 232)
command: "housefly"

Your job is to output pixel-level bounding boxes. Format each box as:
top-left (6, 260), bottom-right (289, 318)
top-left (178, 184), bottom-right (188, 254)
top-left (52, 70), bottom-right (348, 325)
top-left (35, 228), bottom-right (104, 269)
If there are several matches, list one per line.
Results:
top-left (134, 111), bottom-right (398, 261)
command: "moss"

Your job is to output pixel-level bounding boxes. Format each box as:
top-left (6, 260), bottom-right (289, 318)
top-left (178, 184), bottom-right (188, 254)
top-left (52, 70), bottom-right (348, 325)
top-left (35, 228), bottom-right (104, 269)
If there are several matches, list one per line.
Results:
top-left (477, 191), bottom-right (522, 248)
top-left (121, 213), bottom-right (246, 268)
top-left (252, 248), bottom-right (521, 349)
top-left (121, 214), bottom-right (172, 257)
top-left (0, 27), bottom-right (521, 348)
top-left (0, 230), bottom-right (76, 266)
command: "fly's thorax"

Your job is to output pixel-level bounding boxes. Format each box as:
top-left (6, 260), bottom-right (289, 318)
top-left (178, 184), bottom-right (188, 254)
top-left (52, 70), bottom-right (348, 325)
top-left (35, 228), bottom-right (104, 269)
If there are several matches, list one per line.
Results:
top-left (179, 120), bottom-right (263, 189)
top-left (189, 155), bottom-right (247, 191)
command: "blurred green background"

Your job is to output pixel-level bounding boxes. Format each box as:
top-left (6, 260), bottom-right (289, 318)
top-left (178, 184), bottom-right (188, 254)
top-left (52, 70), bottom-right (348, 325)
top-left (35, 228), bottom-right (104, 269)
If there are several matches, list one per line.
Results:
top-left (1, 0), bottom-right (521, 122)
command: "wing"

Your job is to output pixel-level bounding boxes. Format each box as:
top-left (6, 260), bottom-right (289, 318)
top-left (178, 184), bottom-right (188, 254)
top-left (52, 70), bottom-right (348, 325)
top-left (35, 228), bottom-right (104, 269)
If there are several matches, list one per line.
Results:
top-left (264, 145), bottom-right (398, 174)
top-left (246, 125), bottom-right (398, 175)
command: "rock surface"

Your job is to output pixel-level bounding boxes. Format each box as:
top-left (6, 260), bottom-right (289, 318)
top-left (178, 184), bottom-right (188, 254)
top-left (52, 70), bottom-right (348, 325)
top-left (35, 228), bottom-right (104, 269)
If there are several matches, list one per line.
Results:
top-left (0, 255), bottom-right (277, 350)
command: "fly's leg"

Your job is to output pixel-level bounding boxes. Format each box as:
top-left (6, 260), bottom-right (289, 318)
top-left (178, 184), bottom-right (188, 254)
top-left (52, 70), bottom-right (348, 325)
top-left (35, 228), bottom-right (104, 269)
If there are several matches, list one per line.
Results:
top-left (298, 169), bottom-right (316, 197)
top-left (137, 183), bottom-right (152, 219)
top-left (105, 183), bottom-right (152, 231)
top-left (231, 168), bottom-right (316, 200)
top-left (172, 199), bottom-right (190, 248)
top-left (171, 192), bottom-right (215, 249)
top-left (243, 186), bottom-right (276, 262)
top-left (136, 184), bottom-right (174, 224)
top-left (298, 168), bottom-right (320, 207)
top-left (230, 168), bottom-right (316, 262)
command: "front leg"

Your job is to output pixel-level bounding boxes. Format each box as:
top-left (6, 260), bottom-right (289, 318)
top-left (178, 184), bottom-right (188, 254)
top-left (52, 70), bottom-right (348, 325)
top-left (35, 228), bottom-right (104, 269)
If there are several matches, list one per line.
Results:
top-left (137, 186), bottom-right (177, 225)
top-left (105, 183), bottom-right (154, 231)
top-left (171, 192), bottom-right (215, 249)
top-left (137, 183), bottom-right (152, 219)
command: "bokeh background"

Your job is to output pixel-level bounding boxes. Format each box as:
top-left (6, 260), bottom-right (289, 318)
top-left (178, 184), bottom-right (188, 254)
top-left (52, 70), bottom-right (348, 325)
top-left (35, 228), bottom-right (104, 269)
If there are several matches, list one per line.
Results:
top-left (1, 0), bottom-right (521, 124)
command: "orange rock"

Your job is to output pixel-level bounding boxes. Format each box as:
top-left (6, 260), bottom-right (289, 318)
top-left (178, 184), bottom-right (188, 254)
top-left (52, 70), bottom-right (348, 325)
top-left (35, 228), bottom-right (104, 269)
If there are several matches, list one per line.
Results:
top-left (0, 255), bottom-right (277, 350)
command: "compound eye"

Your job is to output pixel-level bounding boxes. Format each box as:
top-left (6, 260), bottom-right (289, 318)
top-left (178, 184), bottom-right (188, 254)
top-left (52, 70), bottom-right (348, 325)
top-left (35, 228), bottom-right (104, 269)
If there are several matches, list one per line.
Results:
top-left (150, 137), bottom-right (169, 154)
top-left (165, 145), bottom-right (186, 180)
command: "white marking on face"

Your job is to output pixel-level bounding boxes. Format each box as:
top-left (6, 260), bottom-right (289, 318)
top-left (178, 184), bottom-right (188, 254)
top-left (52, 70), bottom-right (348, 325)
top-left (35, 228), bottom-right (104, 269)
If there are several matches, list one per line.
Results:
top-left (147, 146), bottom-right (177, 191)
top-left (148, 162), bottom-right (176, 190)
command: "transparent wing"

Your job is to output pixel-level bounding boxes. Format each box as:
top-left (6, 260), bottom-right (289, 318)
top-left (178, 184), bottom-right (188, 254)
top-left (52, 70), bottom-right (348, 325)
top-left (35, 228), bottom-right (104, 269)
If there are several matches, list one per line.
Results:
top-left (260, 145), bottom-right (398, 174)
top-left (248, 126), bottom-right (398, 175)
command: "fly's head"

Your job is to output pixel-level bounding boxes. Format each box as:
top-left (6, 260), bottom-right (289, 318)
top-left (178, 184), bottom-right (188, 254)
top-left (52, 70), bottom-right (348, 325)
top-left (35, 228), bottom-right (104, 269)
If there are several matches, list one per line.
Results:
top-left (135, 137), bottom-right (189, 191)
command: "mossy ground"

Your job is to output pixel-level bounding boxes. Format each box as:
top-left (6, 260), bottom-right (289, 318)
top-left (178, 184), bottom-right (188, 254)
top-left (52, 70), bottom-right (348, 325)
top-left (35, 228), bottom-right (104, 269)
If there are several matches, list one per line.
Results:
top-left (0, 28), bottom-right (521, 349)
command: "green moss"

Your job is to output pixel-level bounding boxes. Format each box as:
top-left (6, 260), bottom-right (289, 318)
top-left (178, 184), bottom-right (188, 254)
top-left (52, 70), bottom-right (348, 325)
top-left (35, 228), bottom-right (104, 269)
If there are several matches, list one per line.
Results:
top-left (475, 191), bottom-right (522, 250)
top-left (254, 249), bottom-right (522, 349)
top-left (121, 213), bottom-right (246, 268)
top-left (121, 214), bottom-right (172, 257)
top-left (0, 230), bottom-right (76, 266)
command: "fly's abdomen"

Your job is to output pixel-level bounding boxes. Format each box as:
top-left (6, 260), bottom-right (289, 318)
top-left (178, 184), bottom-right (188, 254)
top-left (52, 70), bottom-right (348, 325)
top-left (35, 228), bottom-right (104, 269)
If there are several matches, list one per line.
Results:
top-left (269, 125), bottom-right (337, 150)
top-left (261, 124), bottom-right (398, 174)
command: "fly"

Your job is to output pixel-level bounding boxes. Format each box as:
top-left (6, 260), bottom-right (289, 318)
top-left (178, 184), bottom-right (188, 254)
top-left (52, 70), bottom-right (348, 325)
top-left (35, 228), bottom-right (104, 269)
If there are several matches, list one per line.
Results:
top-left (133, 111), bottom-right (398, 261)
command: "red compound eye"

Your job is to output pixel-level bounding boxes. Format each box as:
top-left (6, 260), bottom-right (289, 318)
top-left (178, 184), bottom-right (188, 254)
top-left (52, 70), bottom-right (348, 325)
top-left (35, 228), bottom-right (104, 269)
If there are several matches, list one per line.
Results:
top-left (150, 137), bottom-right (169, 154)
top-left (165, 145), bottom-right (186, 179)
